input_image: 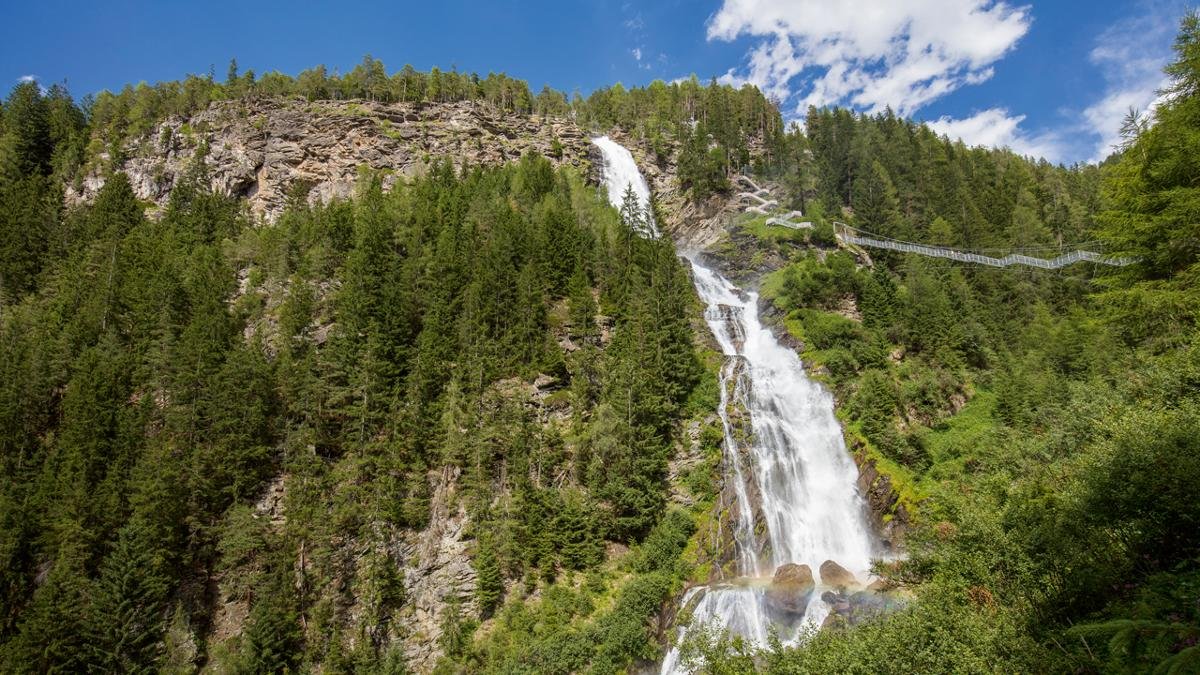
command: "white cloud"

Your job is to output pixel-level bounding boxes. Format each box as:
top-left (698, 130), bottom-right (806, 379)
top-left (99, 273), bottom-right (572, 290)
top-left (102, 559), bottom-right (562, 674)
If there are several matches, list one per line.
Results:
top-left (18, 74), bottom-right (37, 83)
top-left (623, 7), bottom-right (655, 71)
top-left (1080, 5), bottom-right (1178, 162)
top-left (927, 108), bottom-right (1064, 161)
top-left (631, 47), bottom-right (653, 70)
top-left (1082, 86), bottom-right (1169, 161)
top-left (707, 0), bottom-right (1031, 116)
top-left (929, 2), bottom-right (1183, 164)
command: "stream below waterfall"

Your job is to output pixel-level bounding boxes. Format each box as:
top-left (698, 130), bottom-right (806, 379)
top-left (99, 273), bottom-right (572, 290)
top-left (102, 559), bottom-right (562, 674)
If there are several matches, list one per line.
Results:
top-left (591, 137), bottom-right (878, 674)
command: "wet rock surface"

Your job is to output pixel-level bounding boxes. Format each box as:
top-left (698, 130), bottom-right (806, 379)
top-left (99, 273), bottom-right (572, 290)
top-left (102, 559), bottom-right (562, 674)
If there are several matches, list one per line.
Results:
top-left (851, 442), bottom-right (911, 551)
top-left (819, 559), bottom-right (860, 589)
top-left (602, 129), bottom-right (752, 252)
top-left (820, 587), bottom-right (907, 629)
top-left (765, 563), bottom-right (816, 616)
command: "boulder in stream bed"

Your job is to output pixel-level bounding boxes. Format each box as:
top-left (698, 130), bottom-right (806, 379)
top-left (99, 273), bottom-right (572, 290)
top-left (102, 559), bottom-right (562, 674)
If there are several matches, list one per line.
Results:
top-left (819, 559), bottom-right (860, 589)
top-left (766, 563), bottom-right (815, 615)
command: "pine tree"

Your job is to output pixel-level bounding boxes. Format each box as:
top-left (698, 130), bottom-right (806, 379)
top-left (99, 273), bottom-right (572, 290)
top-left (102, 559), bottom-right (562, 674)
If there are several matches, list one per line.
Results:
top-left (240, 559), bottom-right (302, 674)
top-left (475, 538), bottom-right (504, 618)
top-left (567, 264), bottom-right (598, 341)
top-left (0, 81), bottom-right (51, 180)
top-left (90, 519), bottom-right (171, 672)
top-left (852, 160), bottom-right (903, 237)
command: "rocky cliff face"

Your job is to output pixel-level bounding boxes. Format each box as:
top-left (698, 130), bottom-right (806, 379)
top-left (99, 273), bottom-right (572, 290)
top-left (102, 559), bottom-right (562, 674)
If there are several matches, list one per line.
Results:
top-left (687, 357), bottom-right (773, 582)
top-left (851, 445), bottom-right (911, 552)
top-left (69, 98), bottom-right (595, 221)
top-left (68, 97), bottom-right (741, 254)
top-left (394, 467), bottom-right (477, 673)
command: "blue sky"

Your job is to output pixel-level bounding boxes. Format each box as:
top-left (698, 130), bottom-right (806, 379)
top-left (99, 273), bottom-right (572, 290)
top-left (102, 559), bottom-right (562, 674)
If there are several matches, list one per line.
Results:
top-left (1, 0), bottom-right (1190, 164)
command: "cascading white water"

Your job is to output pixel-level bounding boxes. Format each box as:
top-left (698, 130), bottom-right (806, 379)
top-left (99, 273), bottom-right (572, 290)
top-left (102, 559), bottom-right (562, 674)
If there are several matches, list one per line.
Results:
top-left (592, 135), bottom-right (659, 237)
top-left (689, 263), bottom-right (876, 576)
top-left (590, 138), bottom-right (877, 674)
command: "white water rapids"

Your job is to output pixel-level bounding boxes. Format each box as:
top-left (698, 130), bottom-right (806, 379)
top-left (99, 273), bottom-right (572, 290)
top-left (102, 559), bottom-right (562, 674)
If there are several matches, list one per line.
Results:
top-left (591, 137), bottom-right (878, 673)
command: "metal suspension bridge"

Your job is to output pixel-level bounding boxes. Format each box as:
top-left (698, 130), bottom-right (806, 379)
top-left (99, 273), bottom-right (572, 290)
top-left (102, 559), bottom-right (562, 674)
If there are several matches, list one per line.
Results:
top-left (734, 175), bottom-right (1133, 270)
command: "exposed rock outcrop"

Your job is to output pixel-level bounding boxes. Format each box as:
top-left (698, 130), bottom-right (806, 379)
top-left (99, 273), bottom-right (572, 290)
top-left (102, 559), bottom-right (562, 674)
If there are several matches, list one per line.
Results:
top-left (765, 563), bottom-right (816, 616)
top-left (689, 358), bottom-right (772, 581)
top-left (603, 129), bottom-right (746, 251)
top-left (851, 443), bottom-right (911, 552)
top-left (667, 417), bottom-right (714, 508)
top-left (70, 96), bottom-right (760, 265)
top-left (69, 98), bottom-right (594, 222)
top-left (393, 466), bottom-right (477, 672)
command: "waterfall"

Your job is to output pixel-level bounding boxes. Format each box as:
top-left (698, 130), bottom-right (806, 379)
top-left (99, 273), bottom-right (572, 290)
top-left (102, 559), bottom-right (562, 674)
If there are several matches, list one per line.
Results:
top-left (592, 135), bottom-right (659, 237)
top-left (590, 138), bottom-right (877, 674)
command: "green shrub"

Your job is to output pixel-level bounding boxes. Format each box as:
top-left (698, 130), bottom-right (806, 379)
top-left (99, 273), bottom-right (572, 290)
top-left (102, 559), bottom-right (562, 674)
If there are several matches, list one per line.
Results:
top-left (809, 219), bottom-right (837, 247)
top-left (632, 509), bottom-right (695, 574)
top-left (796, 309), bottom-right (865, 351)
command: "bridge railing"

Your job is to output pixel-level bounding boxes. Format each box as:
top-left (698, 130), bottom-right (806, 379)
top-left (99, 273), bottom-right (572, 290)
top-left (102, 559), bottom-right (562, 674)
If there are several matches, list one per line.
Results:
top-left (834, 222), bottom-right (1133, 269)
top-left (731, 178), bottom-right (1132, 270)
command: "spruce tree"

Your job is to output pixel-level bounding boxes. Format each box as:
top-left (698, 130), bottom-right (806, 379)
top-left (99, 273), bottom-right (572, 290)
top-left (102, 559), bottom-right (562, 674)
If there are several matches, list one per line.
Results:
top-left (437, 596), bottom-right (468, 659)
top-left (567, 264), bottom-right (598, 341)
top-left (1097, 11), bottom-right (1200, 340)
top-left (0, 81), bottom-right (51, 180)
top-left (3, 531), bottom-right (95, 672)
top-left (90, 519), bottom-right (171, 672)
top-left (240, 560), bottom-right (302, 674)
top-left (475, 538), bottom-right (504, 618)
top-left (852, 160), bottom-right (903, 237)
top-left (555, 491), bottom-right (602, 570)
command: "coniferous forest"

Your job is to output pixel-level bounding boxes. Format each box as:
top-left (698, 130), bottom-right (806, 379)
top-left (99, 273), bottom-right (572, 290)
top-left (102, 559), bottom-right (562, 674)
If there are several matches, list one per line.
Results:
top-left (1, 10), bottom-right (1199, 675)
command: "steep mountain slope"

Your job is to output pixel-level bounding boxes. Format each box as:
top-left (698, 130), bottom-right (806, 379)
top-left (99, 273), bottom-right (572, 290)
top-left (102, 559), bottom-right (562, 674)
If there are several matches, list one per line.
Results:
top-left (2, 27), bottom-right (1199, 673)
top-left (0, 86), bottom-right (720, 671)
